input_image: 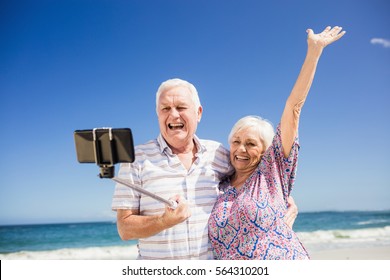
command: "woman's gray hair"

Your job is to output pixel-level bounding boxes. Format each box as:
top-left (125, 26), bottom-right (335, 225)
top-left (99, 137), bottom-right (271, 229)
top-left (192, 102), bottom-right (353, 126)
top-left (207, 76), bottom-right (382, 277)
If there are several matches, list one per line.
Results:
top-left (155, 78), bottom-right (201, 113)
top-left (228, 115), bottom-right (275, 150)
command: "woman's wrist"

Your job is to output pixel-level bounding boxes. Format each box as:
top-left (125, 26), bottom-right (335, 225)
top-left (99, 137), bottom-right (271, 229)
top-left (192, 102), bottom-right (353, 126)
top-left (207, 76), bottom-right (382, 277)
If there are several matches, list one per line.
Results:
top-left (306, 45), bottom-right (323, 61)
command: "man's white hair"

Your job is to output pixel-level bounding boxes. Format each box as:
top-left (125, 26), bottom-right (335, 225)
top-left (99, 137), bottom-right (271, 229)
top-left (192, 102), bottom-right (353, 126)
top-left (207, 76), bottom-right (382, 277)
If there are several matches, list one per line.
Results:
top-left (155, 78), bottom-right (201, 114)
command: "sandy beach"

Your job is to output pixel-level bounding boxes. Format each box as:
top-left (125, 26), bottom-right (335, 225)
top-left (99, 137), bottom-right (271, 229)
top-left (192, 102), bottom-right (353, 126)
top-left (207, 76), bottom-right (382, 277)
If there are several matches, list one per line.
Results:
top-left (308, 246), bottom-right (390, 260)
top-left (1, 244), bottom-right (390, 260)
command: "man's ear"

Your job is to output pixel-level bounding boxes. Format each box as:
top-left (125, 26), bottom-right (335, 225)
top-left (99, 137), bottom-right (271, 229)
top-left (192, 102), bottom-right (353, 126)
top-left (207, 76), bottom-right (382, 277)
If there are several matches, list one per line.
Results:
top-left (197, 106), bottom-right (203, 122)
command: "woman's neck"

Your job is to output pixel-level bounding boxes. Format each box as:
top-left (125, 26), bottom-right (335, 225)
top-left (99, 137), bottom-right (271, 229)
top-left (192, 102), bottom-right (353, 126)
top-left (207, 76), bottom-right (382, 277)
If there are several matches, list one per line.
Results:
top-left (231, 171), bottom-right (251, 189)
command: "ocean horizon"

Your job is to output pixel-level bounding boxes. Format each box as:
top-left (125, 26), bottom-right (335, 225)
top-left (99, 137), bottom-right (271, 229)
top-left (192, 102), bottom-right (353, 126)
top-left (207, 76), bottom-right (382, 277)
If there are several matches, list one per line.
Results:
top-left (1, 210), bottom-right (390, 259)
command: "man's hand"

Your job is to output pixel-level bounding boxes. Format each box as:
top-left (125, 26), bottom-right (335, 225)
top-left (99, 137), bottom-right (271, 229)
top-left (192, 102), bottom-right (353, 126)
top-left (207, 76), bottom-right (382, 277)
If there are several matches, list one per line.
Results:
top-left (160, 195), bottom-right (191, 227)
top-left (284, 196), bottom-right (298, 229)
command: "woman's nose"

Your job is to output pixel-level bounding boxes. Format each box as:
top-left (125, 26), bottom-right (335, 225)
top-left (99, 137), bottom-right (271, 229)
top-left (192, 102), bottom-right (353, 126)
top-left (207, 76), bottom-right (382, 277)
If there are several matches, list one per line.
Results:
top-left (238, 144), bottom-right (246, 152)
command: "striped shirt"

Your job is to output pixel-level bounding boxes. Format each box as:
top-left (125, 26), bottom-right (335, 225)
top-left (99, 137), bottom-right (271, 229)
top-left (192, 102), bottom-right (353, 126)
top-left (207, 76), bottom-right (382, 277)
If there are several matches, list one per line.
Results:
top-left (112, 134), bottom-right (231, 260)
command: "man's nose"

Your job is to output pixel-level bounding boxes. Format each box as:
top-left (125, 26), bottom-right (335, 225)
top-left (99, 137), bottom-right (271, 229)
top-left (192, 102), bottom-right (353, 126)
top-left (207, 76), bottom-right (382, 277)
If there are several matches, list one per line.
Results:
top-left (169, 108), bottom-right (180, 118)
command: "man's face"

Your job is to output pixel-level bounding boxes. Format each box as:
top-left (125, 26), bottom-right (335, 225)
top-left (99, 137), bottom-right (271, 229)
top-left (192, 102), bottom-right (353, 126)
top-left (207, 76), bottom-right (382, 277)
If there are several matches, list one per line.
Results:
top-left (157, 86), bottom-right (202, 151)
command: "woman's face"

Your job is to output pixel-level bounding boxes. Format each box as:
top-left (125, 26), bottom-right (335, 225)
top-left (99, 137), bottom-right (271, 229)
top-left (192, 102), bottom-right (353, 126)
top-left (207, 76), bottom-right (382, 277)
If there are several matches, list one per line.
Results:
top-left (230, 126), bottom-right (265, 174)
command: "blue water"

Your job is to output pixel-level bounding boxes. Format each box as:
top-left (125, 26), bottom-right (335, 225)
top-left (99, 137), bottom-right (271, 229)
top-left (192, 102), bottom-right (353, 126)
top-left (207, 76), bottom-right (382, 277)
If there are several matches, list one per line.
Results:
top-left (0, 221), bottom-right (135, 254)
top-left (293, 210), bottom-right (390, 232)
top-left (0, 210), bottom-right (389, 254)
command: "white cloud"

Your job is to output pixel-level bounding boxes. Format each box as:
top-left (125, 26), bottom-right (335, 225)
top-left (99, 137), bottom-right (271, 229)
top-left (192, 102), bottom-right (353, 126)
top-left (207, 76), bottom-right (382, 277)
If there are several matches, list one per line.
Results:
top-left (370, 38), bottom-right (390, 48)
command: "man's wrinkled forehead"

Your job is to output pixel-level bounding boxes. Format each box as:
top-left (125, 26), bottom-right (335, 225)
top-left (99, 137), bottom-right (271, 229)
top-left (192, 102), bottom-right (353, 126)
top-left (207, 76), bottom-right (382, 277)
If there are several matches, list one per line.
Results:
top-left (158, 86), bottom-right (194, 105)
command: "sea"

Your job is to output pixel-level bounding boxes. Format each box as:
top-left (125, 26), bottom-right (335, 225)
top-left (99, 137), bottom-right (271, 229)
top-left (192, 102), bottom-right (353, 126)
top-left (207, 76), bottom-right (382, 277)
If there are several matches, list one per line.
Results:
top-left (1, 210), bottom-right (390, 260)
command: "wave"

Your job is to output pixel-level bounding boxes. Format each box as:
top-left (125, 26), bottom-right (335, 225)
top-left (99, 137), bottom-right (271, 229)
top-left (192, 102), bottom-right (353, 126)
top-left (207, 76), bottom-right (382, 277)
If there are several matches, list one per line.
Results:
top-left (297, 226), bottom-right (390, 242)
top-left (0, 245), bottom-right (138, 260)
top-left (356, 219), bottom-right (390, 226)
top-left (296, 226), bottom-right (390, 252)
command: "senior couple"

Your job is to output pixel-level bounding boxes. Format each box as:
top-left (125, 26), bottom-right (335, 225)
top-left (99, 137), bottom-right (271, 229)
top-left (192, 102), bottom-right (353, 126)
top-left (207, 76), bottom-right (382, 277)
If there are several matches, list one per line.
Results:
top-left (112, 26), bottom-right (345, 260)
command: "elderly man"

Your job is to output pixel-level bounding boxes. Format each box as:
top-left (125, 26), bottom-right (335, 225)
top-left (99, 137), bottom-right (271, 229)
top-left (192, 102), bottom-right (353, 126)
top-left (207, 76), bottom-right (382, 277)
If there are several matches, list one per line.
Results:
top-left (112, 78), bottom-right (297, 260)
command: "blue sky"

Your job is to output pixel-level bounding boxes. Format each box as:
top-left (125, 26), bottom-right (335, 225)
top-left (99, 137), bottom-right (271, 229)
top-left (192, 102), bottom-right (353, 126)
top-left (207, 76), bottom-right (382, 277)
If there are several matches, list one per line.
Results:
top-left (0, 0), bottom-right (389, 225)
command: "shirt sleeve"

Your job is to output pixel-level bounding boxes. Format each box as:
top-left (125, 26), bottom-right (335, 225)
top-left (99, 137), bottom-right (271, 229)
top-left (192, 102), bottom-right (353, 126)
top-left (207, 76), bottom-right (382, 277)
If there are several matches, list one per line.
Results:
top-left (215, 143), bottom-right (234, 180)
top-left (111, 159), bottom-right (141, 211)
top-left (261, 123), bottom-right (300, 203)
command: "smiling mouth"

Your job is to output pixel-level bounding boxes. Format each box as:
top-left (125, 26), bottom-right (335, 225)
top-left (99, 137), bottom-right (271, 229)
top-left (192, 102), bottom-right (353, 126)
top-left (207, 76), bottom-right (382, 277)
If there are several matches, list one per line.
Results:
top-left (235, 155), bottom-right (249, 161)
top-left (168, 123), bottom-right (184, 130)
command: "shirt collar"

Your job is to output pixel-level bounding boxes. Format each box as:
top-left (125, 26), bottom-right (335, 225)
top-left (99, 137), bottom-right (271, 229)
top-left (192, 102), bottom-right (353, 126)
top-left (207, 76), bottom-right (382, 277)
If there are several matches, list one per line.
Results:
top-left (157, 134), bottom-right (206, 155)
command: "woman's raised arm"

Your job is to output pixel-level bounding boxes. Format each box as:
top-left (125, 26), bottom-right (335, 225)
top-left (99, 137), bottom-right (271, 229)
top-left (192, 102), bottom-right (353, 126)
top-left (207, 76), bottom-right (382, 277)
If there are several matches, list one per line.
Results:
top-left (280, 26), bottom-right (346, 157)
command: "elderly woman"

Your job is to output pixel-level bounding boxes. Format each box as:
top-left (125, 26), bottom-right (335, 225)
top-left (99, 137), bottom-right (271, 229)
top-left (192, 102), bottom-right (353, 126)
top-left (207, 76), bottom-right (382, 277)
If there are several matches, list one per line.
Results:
top-left (208, 26), bottom-right (346, 259)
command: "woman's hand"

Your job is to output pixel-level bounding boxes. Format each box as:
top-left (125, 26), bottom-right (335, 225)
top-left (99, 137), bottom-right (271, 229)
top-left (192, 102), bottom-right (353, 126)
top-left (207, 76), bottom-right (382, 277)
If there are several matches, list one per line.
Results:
top-left (307, 26), bottom-right (346, 55)
top-left (284, 196), bottom-right (298, 229)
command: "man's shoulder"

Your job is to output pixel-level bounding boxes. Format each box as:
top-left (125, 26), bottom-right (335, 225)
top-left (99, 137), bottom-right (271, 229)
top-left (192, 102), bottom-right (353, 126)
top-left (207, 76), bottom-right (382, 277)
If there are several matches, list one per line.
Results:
top-left (133, 139), bottom-right (160, 156)
top-left (198, 138), bottom-right (231, 172)
top-left (198, 138), bottom-right (229, 153)
top-left (136, 139), bottom-right (158, 148)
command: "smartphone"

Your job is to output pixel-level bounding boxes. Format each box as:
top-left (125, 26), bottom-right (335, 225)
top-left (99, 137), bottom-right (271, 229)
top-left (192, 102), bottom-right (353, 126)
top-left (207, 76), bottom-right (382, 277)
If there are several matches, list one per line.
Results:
top-left (74, 128), bottom-right (135, 165)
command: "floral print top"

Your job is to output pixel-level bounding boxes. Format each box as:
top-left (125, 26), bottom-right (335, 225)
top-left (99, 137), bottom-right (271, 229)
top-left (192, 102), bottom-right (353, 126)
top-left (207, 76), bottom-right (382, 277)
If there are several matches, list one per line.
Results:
top-left (208, 124), bottom-right (309, 260)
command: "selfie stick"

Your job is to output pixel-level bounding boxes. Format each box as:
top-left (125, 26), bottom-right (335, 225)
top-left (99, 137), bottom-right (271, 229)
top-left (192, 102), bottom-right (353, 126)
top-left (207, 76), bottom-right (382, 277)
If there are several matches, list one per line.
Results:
top-left (111, 177), bottom-right (178, 210)
top-left (86, 127), bottom-right (177, 210)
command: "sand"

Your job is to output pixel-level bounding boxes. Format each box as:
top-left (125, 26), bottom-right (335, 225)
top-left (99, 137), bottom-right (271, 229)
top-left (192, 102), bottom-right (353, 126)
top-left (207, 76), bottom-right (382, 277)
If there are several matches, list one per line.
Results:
top-left (309, 246), bottom-right (390, 260)
top-left (1, 244), bottom-right (389, 260)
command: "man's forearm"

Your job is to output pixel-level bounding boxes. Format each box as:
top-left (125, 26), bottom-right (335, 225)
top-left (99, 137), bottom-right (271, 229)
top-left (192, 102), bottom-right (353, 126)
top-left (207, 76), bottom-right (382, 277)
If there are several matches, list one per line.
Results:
top-left (117, 211), bottom-right (167, 240)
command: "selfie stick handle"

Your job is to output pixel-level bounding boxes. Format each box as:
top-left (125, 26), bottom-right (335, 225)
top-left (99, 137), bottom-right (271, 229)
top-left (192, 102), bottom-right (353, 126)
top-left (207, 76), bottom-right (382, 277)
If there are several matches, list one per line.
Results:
top-left (112, 177), bottom-right (178, 210)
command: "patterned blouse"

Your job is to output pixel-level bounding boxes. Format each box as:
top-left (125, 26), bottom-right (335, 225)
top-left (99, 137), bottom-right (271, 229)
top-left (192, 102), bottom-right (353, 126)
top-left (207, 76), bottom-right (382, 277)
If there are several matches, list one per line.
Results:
top-left (208, 124), bottom-right (309, 260)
